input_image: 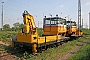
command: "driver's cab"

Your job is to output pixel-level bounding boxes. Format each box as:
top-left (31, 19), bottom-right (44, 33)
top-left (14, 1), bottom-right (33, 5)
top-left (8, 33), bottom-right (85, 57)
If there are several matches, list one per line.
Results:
top-left (43, 15), bottom-right (67, 35)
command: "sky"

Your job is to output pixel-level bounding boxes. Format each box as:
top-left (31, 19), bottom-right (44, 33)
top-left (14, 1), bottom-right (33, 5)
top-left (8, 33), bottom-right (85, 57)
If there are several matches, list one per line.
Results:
top-left (0, 0), bottom-right (90, 28)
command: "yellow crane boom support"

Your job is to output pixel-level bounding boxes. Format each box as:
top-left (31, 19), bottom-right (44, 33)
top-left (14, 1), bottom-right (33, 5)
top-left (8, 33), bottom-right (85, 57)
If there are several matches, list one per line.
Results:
top-left (23, 10), bottom-right (36, 34)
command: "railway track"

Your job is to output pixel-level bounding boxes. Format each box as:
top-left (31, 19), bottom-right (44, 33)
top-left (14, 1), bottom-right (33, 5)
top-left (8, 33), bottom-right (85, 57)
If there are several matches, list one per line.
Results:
top-left (0, 47), bottom-right (26, 60)
top-left (0, 49), bottom-right (24, 57)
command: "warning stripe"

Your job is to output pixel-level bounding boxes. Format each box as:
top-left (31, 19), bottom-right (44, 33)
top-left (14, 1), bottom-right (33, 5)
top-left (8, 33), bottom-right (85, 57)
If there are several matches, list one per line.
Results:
top-left (44, 26), bottom-right (65, 28)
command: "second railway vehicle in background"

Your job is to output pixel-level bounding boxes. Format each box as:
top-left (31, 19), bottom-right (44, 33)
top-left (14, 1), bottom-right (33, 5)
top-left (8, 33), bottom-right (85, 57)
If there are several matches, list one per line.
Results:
top-left (66, 21), bottom-right (83, 37)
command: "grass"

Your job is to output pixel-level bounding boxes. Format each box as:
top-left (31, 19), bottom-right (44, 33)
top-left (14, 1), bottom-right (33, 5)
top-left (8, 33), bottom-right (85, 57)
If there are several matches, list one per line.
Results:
top-left (0, 31), bottom-right (17, 56)
top-left (0, 29), bottom-right (90, 60)
top-left (0, 31), bottom-right (17, 42)
top-left (68, 29), bottom-right (90, 60)
top-left (68, 40), bottom-right (90, 60)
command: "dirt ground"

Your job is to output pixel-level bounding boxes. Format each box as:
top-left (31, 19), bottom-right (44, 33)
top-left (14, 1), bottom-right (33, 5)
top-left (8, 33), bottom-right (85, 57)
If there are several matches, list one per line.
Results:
top-left (0, 41), bottom-right (9, 46)
top-left (0, 41), bottom-right (20, 60)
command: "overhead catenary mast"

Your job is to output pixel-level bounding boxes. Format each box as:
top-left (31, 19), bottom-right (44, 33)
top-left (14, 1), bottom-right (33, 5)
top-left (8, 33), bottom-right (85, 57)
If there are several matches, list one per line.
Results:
top-left (82, 19), bottom-right (83, 28)
top-left (78, 0), bottom-right (81, 31)
top-left (89, 12), bottom-right (90, 29)
top-left (2, 2), bottom-right (4, 30)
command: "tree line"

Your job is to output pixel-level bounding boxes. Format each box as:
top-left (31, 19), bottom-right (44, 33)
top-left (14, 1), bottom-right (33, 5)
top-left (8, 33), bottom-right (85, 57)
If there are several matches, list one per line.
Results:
top-left (1, 22), bottom-right (43, 36)
top-left (1, 22), bottom-right (24, 31)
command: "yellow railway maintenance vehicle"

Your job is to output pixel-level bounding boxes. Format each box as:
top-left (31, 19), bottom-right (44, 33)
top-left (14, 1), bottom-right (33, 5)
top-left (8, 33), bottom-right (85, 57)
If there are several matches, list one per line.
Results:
top-left (12, 10), bottom-right (68, 53)
top-left (66, 21), bottom-right (83, 37)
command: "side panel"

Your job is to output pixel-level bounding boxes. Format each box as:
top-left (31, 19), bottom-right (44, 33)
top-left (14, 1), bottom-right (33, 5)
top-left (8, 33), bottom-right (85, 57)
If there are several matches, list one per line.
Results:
top-left (43, 26), bottom-right (51, 32)
top-left (38, 35), bottom-right (61, 44)
top-left (44, 25), bottom-right (66, 35)
top-left (17, 33), bottom-right (37, 43)
top-left (17, 33), bottom-right (31, 43)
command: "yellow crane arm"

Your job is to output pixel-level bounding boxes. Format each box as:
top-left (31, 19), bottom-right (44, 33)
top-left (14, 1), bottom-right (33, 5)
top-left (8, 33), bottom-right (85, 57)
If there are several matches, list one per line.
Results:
top-left (23, 10), bottom-right (36, 33)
